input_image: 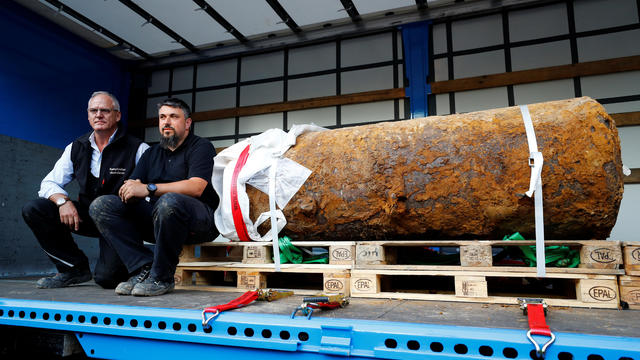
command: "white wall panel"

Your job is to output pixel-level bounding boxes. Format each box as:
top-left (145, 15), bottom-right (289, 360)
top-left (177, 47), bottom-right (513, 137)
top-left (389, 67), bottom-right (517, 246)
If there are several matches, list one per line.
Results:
top-left (604, 101), bottom-right (640, 114)
top-left (195, 118), bottom-right (236, 137)
top-left (171, 93), bottom-right (193, 112)
top-left (240, 82), bottom-right (283, 106)
top-left (619, 126), bottom-right (640, 168)
top-left (581, 71), bottom-right (640, 99)
top-left (144, 126), bottom-right (160, 142)
top-left (573, 0), bottom-right (638, 33)
top-left (148, 70), bottom-right (170, 94)
top-left (341, 33), bottom-right (393, 67)
top-left (453, 50), bottom-right (505, 78)
top-left (608, 184), bottom-right (640, 241)
top-left (197, 60), bottom-right (237, 88)
top-left (341, 66), bottom-right (394, 94)
top-left (146, 96), bottom-right (165, 118)
top-left (172, 66), bottom-right (193, 91)
top-left (239, 113), bottom-right (283, 133)
top-left (577, 29), bottom-right (640, 62)
top-left (451, 14), bottom-right (503, 51)
top-left (341, 100), bottom-right (394, 125)
top-left (195, 88), bottom-right (236, 111)
top-left (241, 51), bottom-right (284, 81)
top-left (434, 58), bottom-right (449, 81)
top-left (433, 23), bottom-right (447, 54)
top-left (511, 41), bottom-right (572, 71)
top-left (455, 87), bottom-right (509, 113)
top-left (509, 3), bottom-right (568, 42)
top-left (435, 94), bottom-right (450, 115)
top-left (288, 74), bottom-right (336, 101)
top-left (212, 139), bottom-right (236, 149)
top-left (289, 42), bottom-right (336, 75)
top-left (513, 79), bottom-right (575, 105)
top-left (288, 107), bottom-right (336, 128)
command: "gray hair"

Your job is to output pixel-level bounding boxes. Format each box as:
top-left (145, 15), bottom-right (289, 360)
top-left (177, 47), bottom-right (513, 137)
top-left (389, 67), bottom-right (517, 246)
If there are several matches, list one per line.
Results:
top-left (157, 97), bottom-right (191, 119)
top-left (88, 91), bottom-right (120, 111)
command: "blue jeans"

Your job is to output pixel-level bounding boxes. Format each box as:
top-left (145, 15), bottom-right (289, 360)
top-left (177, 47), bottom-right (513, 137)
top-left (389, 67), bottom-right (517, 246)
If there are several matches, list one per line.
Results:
top-left (89, 193), bottom-right (217, 283)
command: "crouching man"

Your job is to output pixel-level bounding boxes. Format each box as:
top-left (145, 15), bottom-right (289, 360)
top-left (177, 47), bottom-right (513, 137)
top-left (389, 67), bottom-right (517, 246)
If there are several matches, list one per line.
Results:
top-left (22, 91), bottom-right (149, 289)
top-left (90, 98), bottom-right (219, 296)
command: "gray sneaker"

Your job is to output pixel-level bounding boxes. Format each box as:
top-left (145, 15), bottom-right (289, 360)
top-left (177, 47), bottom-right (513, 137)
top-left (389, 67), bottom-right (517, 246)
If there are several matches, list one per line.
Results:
top-left (36, 267), bottom-right (92, 289)
top-left (115, 264), bottom-right (151, 295)
top-left (131, 277), bottom-right (175, 297)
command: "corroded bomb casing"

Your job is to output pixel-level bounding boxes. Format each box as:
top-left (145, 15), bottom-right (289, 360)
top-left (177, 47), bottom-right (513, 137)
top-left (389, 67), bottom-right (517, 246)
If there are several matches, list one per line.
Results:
top-left (248, 97), bottom-right (624, 240)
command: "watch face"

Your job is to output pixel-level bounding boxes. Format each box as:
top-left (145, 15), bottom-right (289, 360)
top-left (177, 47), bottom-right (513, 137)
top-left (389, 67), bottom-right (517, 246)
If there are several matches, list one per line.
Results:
top-left (56, 198), bottom-right (67, 206)
top-left (147, 183), bottom-right (157, 192)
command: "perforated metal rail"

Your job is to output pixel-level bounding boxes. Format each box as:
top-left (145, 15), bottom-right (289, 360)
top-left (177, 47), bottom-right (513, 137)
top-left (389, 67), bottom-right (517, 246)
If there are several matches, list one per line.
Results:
top-left (0, 298), bottom-right (637, 360)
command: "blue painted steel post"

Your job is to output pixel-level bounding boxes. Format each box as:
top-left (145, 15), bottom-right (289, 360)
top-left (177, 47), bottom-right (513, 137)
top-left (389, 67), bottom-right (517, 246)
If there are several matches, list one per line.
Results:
top-left (401, 21), bottom-right (431, 118)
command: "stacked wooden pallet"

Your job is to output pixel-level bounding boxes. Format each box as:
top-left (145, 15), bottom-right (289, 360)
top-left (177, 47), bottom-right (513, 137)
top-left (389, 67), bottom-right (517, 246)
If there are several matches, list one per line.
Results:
top-left (349, 240), bottom-right (623, 309)
top-left (175, 239), bottom-right (625, 309)
top-left (619, 241), bottom-right (640, 309)
top-left (175, 241), bottom-right (355, 295)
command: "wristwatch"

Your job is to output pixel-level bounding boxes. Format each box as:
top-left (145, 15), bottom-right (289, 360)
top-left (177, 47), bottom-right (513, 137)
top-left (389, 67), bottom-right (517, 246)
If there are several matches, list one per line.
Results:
top-left (55, 197), bottom-right (67, 207)
top-left (146, 183), bottom-right (157, 197)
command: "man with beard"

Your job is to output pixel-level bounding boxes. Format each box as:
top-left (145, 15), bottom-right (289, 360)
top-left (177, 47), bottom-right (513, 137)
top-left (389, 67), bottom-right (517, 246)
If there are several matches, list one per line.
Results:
top-left (89, 98), bottom-right (219, 296)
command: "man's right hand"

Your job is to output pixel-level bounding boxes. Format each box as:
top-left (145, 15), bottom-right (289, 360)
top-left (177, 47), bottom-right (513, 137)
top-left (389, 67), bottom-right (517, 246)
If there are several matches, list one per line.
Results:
top-left (58, 201), bottom-right (81, 231)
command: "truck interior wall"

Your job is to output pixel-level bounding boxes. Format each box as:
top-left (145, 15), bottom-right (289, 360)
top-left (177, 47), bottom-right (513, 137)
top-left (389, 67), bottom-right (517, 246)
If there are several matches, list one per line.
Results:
top-left (0, 1), bottom-right (132, 277)
top-left (140, 30), bottom-right (407, 149)
top-left (430, 0), bottom-right (640, 241)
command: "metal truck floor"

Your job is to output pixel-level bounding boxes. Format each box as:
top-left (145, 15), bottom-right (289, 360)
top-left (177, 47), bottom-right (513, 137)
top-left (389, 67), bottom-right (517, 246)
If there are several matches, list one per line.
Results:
top-left (0, 277), bottom-right (637, 338)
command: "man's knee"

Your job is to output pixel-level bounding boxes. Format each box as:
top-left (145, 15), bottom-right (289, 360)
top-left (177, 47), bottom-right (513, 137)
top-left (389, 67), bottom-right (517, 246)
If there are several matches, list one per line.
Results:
top-left (22, 198), bottom-right (50, 224)
top-left (153, 193), bottom-right (183, 220)
top-left (89, 195), bottom-right (120, 221)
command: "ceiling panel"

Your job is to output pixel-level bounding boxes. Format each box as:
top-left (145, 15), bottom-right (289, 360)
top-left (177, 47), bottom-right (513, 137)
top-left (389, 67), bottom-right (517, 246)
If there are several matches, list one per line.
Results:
top-left (59, 0), bottom-right (184, 54)
top-left (278, 0), bottom-right (346, 27)
top-left (36, 1), bottom-right (119, 46)
top-left (352, 0), bottom-right (416, 16)
top-left (210, 0), bottom-right (289, 38)
top-left (132, 0), bottom-right (234, 47)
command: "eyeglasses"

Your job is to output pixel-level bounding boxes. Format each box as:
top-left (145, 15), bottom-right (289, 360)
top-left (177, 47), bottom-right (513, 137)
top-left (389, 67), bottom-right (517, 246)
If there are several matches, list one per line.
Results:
top-left (88, 108), bottom-right (117, 115)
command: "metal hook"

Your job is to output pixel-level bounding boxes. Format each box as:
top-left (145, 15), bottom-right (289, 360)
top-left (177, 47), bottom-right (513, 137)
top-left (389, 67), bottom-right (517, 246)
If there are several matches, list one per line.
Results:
top-left (201, 308), bottom-right (220, 328)
top-left (527, 330), bottom-right (556, 359)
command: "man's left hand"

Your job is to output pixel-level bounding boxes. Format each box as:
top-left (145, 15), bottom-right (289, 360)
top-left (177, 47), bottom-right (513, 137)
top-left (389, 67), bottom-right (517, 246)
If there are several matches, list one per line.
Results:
top-left (119, 179), bottom-right (148, 203)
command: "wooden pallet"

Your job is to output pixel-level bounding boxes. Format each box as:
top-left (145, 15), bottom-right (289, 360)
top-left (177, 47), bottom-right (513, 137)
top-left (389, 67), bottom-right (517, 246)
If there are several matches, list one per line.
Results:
top-left (354, 240), bottom-right (624, 275)
top-left (180, 241), bottom-right (356, 265)
top-left (619, 275), bottom-right (640, 310)
top-left (175, 262), bottom-right (351, 295)
top-left (350, 268), bottom-right (620, 309)
top-left (622, 241), bottom-right (640, 275)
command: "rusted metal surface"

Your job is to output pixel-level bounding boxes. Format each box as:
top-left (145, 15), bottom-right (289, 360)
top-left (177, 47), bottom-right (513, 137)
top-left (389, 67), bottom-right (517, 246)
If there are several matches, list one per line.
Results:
top-left (248, 97), bottom-right (624, 240)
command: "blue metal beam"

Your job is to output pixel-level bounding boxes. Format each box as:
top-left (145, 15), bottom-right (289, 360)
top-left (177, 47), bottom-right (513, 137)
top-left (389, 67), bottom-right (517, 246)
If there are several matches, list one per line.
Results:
top-left (1, 298), bottom-right (638, 359)
top-left (402, 21), bottom-right (431, 118)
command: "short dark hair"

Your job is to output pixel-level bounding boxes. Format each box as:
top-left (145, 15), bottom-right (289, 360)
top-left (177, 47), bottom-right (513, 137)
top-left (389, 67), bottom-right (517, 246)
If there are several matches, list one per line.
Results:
top-left (157, 98), bottom-right (191, 119)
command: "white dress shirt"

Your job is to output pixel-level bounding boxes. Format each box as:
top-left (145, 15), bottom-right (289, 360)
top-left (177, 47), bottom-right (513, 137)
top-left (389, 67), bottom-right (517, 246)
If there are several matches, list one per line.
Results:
top-left (38, 129), bottom-right (150, 199)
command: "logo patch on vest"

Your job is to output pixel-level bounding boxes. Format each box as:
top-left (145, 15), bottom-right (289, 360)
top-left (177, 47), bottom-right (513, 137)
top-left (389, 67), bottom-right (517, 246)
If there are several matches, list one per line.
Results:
top-left (109, 167), bottom-right (127, 175)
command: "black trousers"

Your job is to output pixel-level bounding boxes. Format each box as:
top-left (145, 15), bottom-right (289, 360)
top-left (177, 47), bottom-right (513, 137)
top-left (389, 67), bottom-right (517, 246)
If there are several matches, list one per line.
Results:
top-left (89, 193), bottom-right (217, 283)
top-left (21, 198), bottom-right (129, 288)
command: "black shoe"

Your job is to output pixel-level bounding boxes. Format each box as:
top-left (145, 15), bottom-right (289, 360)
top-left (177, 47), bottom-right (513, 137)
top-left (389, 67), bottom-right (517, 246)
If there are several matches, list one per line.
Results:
top-left (115, 264), bottom-right (151, 295)
top-left (131, 277), bottom-right (175, 297)
top-left (36, 267), bottom-right (92, 289)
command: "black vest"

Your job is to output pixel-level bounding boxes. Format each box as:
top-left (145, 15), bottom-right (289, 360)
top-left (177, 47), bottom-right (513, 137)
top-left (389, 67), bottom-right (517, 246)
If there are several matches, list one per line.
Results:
top-left (70, 128), bottom-right (143, 209)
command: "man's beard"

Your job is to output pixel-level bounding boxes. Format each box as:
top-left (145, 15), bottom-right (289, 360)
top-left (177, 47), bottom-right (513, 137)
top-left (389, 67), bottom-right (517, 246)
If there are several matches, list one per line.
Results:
top-left (160, 133), bottom-right (180, 149)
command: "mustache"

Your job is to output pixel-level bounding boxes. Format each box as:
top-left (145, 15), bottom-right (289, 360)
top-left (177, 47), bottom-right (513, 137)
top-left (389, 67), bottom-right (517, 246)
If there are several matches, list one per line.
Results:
top-left (162, 126), bottom-right (175, 131)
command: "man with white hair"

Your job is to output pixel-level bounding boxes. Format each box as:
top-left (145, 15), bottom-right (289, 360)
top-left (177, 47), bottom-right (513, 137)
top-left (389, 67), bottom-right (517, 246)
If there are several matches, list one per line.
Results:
top-left (22, 91), bottom-right (149, 289)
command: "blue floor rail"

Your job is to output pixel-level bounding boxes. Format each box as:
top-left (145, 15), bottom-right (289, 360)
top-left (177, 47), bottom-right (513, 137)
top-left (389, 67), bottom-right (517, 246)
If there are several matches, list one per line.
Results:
top-left (0, 298), bottom-right (637, 359)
